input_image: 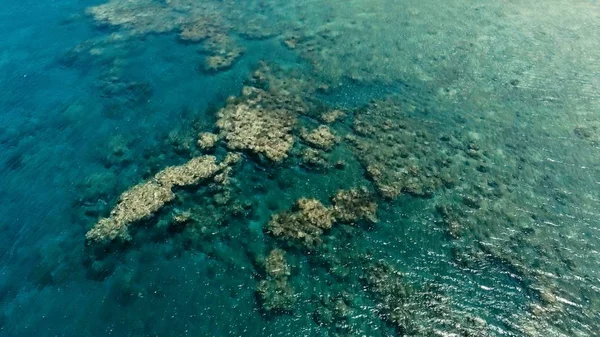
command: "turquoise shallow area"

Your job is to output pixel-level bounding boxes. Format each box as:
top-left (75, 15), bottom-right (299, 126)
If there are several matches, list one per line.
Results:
top-left (1, 0), bottom-right (600, 336)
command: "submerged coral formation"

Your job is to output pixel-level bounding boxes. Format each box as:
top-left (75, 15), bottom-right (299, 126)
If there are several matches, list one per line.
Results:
top-left (363, 261), bottom-right (414, 334)
top-left (347, 98), bottom-right (464, 199)
top-left (216, 86), bottom-right (298, 162)
top-left (197, 132), bottom-right (219, 150)
top-left (320, 109), bottom-right (345, 124)
top-left (87, 0), bottom-right (245, 72)
top-left (264, 248), bottom-right (290, 278)
top-left (85, 154), bottom-right (240, 243)
top-left (256, 277), bottom-right (296, 313)
top-left (300, 125), bottom-right (338, 151)
top-left (331, 187), bottom-right (377, 224)
top-left (201, 35), bottom-right (245, 72)
top-left (257, 249), bottom-right (295, 313)
top-left (179, 18), bottom-right (221, 43)
top-left (267, 198), bottom-right (334, 247)
top-left (267, 188), bottom-right (377, 247)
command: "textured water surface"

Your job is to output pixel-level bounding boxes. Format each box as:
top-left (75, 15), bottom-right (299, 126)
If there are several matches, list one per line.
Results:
top-left (1, 0), bottom-right (599, 336)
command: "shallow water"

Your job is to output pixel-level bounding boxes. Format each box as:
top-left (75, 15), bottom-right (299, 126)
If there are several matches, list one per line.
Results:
top-left (1, 0), bottom-right (599, 336)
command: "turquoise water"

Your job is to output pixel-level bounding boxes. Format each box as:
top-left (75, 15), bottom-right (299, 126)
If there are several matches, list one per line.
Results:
top-left (1, 0), bottom-right (600, 336)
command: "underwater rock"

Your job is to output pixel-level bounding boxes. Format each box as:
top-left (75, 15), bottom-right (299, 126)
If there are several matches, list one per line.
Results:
top-left (331, 187), bottom-right (377, 224)
top-left (216, 86), bottom-right (297, 162)
top-left (300, 125), bottom-right (338, 151)
top-left (267, 198), bottom-right (334, 247)
top-left (85, 154), bottom-right (240, 244)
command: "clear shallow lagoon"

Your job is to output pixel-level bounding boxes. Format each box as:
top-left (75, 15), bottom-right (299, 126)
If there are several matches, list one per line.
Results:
top-left (1, 0), bottom-right (599, 336)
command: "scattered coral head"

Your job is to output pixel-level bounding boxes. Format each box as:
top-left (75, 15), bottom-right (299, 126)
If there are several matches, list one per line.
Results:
top-left (320, 109), bottom-right (346, 124)
top-left (197, 132), bottom-right (219, 150)
top-left (202, 35), bottom-right (245, 72)
top-left (267, 198), bottom-right (333, 247)
top-left (331, 187), bottom-right (378, 224)
top-left (257, 248), bottom-right (295, 313)
top-left (265, 248), bottom-right (291, 278)
top-left (256, 278), bottom-right (295, 313)
top-left (300, 125), bottom-right (338, 151)
top-left (266, 189), bottom-right (377, 247)
top-left (216, 86), bottom-right (297, 162)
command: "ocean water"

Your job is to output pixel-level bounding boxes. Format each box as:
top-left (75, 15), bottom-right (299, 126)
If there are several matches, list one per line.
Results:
top-left (1, 0), bottom-right (600, 336)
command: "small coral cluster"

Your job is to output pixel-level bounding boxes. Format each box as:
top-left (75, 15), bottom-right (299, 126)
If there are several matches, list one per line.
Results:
top-left (267, 188), bottom-right (377, 247)
top-left (197, 132), bottom-right (219, 150)
top-left (216, 86), bottom-right (299, 162)
top-left (256, 249), bottom-right (296, 313)
top-left (85, 153), bottom-right (241, 243)
top-left (267, 198), bottom-right (334, 247)
top-left (320, 109), bottom-right (345, 124)
top-left (331, 187), bottom-right (377, 224)
top-left (201, 34), bottom-right (245, 72)
top-left (300, 125), bottom-right (338, 151)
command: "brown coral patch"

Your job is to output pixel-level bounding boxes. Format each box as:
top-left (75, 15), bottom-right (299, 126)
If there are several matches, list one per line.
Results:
top-left (267, 198), bottom-right (334, 247)
top-left (300, 125), bottom-right (338, 151)
top-left (264, 248), bottom-right (291, 278)
top-left (331, 187), bottom-right (377, 224)
top-left (216, 86), bottom-right (298, 162)
top-left (197, 132), bottom-right (219, 150)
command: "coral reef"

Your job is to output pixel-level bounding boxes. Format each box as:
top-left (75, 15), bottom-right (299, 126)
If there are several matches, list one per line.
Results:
top-left (257, 249), bottom-right (295, 313)
top-left (300, 125), bottom-right (338, 151)
top-left (256, 277), bottom-right (295, 313)
top-left (331, 187), bottom-right (377, 224)
top-left (266, 188), bottom-right (377, 247)
top-left (267, 198), bottom-right (334, 247)
top-left (197, 132), bottom-right (219, 150)
top-left (154, 156), bottom-right (220, 187)
top-left (86, 0), bottom-right (245, 72)
top-left (320, 109), bottom-right (345, 124)
top-left (216, 86), bottom-right (298, 162)
top-left (264, 248), bottom-right (290, 278)
top-left (347, 98), bottom-right (466, 199)
top-left (179, 18), bottom-right (220, 42)
top-left (87, 0), bottom-right (184, 35)
top-left (202, 35), bottom-right (245, 72)
top-left (299, 148), bottom-right (329, 171)
top-left (363, 261), bottom-right (415, 334)
top-left (85, 181), bottom-right (176, 243)
top-left (86, 154), bottom-right (240, 244)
